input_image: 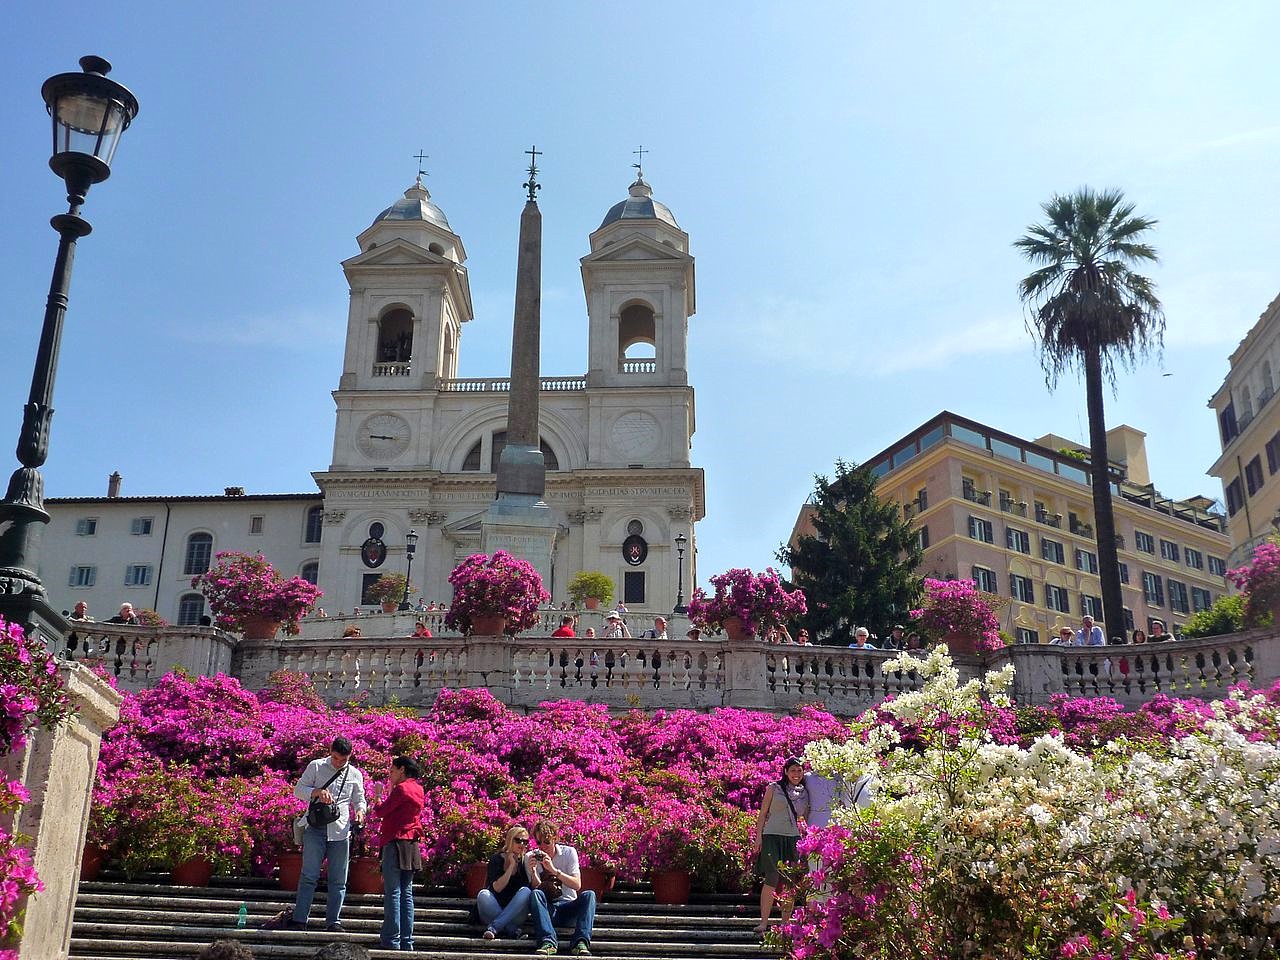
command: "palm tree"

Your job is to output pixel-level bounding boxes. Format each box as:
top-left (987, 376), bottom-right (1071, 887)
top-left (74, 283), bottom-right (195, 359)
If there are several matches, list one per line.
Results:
top-left (1015, 187), bottom-right (1165, 641)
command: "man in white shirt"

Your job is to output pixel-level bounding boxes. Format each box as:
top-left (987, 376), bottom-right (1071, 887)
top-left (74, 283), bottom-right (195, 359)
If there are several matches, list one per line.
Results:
top-left (289, 737), bottom-right (367, 931)
top-left (1075, 615), bottom-right (1106, 646)
top-left (641, 616), bottom-right (668, 639)
top-left (601, 611), bottom-right (631, 639)
top-left (528, 819), bottom-right (597, 956)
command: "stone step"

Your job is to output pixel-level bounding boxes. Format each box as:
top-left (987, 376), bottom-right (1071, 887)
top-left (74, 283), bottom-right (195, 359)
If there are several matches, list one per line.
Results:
top-left (73, 946), bottom-right (772, 960)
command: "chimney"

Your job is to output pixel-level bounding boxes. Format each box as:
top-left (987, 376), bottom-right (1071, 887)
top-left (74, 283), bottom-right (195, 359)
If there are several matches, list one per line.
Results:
top-left (224, 486), bottom-right (245, 497)
top-left (107, 471), bottom-right (122, 498)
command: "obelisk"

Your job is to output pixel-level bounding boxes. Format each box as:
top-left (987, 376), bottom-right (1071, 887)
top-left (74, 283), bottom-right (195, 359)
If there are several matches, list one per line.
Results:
top-left (482, 148), bottom-right (559, 587)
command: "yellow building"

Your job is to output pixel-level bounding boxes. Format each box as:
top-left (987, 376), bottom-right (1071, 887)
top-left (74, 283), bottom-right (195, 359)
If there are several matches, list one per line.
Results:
top-left (1208, 291), bottom-right (1280, 566)
top-left (792, 412), bottom-right (1231, 641)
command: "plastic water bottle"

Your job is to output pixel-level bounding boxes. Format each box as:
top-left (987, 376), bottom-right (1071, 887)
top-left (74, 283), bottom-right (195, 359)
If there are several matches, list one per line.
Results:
top-left (237, 903), bottom-right (248, 928)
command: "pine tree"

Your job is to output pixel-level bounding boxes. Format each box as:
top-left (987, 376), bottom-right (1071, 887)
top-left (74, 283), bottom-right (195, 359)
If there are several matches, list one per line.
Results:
top-left (778, 459), bottom-right (923, 645)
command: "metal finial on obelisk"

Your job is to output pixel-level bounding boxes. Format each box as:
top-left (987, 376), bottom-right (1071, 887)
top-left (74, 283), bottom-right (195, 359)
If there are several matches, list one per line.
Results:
top-left (523, 145), bottom-right (542, 202)
top-left (413, 149), bottom-right (429, 185)
top-left (632, 144), bottom-right (648, 180)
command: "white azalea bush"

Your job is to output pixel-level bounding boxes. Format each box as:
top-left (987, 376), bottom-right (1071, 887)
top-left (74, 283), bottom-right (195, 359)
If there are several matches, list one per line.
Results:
top-left (778, 645), bottom-right (1280, 960)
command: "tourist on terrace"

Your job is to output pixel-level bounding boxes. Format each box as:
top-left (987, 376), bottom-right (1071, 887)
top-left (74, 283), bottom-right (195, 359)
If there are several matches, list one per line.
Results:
top-left (106, 602), bottom-right (139, 625)
top-left (1050, 626), bottom-right (1074, 645)
top-left (904, 631), bottom-right (923, 651)
top-left (289, 737), bottom-right (367, 932)
top-left (752, 758), bottom-right (809, 934)
top-left (794, 629), bottom-right (811, 645)
top-left (478, 824), bottom-right (535, 941)
top-left (847, 627), bottom-right (876, 650)
top-left (1148, 620), bottom-right (1170, 642)
top-left (69, 600), bottom-right (93, 622)
top-left (887, 624), bottom-right (906, 649)
top-left (374, 756), bottom-right (425, 951)
top-left (1075, 615), bottom-right (1106, 646)
top-left (1132, 628), bottom-right (1148, 644)
top-left (343, 625), bottom-right (363, 640)
top-left (552, 616), bottom-right (576, 638)
top-left (412, 621), bottom-right (433, 639)
top-left (528, 819), bottom-right (596, 956)
top-left (641, 616), bottom-right (668, 639)
top-left (584, 627), bottom-right (597, 639)
top-left (686, 627), bottom-right (702, 641)
top-left (601, 611), bottom-right (631, 639)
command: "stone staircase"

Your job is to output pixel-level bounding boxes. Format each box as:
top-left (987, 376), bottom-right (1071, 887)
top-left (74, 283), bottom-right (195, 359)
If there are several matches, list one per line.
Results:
top-left (71, 877), bottom-right (777, 960)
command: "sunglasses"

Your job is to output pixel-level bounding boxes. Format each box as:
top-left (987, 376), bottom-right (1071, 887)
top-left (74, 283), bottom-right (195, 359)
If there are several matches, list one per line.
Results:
top-left (513, 837), bottom-right (530, 845)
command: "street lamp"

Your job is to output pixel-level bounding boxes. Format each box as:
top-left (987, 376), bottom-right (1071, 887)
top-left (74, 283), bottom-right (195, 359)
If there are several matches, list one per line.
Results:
top-left (399, 529), bottom-right (419, 611)
top-left (0, 57), bottom-right (138, 646)
top-left (673, 533), bottom-right (688, 614)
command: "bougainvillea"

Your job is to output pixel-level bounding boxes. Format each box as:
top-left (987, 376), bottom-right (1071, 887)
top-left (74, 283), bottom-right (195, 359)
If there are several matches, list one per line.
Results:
top-left (909, 577), bottom-right (1004, 651)
top-left (686, 567), bottom-right (807, 637)
top-left (1228, 540), bottom-right (1280, 625)
top-left (443, 551), bottom-right (549, 635)
top-left (191, 551), bottom-right (322, 636)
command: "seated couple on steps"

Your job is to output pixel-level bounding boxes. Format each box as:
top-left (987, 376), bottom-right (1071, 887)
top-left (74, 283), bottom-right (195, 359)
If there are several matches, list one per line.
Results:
top-left (476, 820), bottom-right (597, 956)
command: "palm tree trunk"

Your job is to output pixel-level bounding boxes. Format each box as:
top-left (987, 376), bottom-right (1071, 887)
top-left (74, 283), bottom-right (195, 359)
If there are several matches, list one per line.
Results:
top-left (1084, 343), bottom-right (1125, 640)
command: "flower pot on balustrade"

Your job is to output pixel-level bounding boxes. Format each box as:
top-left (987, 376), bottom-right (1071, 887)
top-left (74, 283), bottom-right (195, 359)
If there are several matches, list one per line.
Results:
top-left (170, 856), bottom-right (215, 887)
top-left (464, 860), bottom-right (488, 897)
top-left (722, 616), bottom-right (754, 642)
top-left (80, 844), bottom-right (110, 881)
top-left (584, 597), bottom-right (601, 611)
top-left (579, 865), bottom-right (615, 900)
top-left (348, 855), bottom-right (384, 895)
top-left (277, 850), bottom-right (304, 890)
top-left (942, 631), bottom-right (980, 656)
top-left (651, 868), bottom-right (692, 905)
top-left (470, 614), bottom-right (508, 637)
top-left (241, 616), bottom-right (283, 641)
top-left (381, 601), bottom-right (399, 614)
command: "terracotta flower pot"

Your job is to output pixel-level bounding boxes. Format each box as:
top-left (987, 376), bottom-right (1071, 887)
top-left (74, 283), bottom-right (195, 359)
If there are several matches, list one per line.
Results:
top-left (942, 631), bottom-right (979, 656)
top-left (584, 597), bottom-right (601, 610)
top-left (651, 868), bottom-right (692, 905)
top-left (348, 855), bottom-right (384, 895)
top-left (381, 601), bottom-right (399, 614)
top-left (470, 614), bottom-right (507, 637)
top-left (579, 865), bottom-right (615, 900)
top-left (80, 844), bottom-right (109, 881)
top-left (241, 616), bottom-right (283, 640)
top-left (722, 616), bottom-right (752, 642)
top-left (277, 851), bottom-right (304, 891)
top-left (464, 860), bottom-right (488, 898)
top-left (170, 856), bottom-right (215, 887)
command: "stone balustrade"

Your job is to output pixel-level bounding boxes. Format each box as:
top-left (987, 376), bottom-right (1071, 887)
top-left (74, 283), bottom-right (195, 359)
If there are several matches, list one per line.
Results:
top-left (45, 620), bottom-right (1280, 716)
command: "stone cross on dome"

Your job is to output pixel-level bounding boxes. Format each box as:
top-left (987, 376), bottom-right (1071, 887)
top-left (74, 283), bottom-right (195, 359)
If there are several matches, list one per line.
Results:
top-left (632, 144), bottom-right (648, 181)
top-left (413, 149), bottom-right (429, 187)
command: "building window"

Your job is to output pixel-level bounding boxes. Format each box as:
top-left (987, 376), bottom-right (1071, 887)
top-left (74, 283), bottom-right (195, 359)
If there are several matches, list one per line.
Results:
top-left (301, 561), bottom-right (319, 585)
top-left (1081, 594), bottom-right (1103, 619)
top-left (623, 571), bottom-right (646, 605)
top-left (75, 518), bottom-right (98, 536)
top-left (1006, 527), bottom-right (1030, 554)
top-left (177, 593), bottom-right (205, 626)
top-left (1119, 562), bottom-right (1129, 584)
top-left (1046, 584), bottom-right (1070, 613)
top-left (68, 565), bottom-right (96, 588)
top-left (361, 573), bottom-right (382, 605)
top-left (1159, 539), bottom-right (1180, 563)
top-left (1185, 548), bottom-right (1203, 570)
top-left (1208, 556), bottom-right (1227, 577)
top-left (1219, 402), bottom-right (1238, 446)
top-left (1142, 571), bottom-right (1164, 606)
top-left (1075, 548), bottom-right (1098, 574)
top-left (1041, 537), bottom-right (1065, 565)
top-left (183, 532), bottom-right (214, 576)
top-left (916, 526), bottom-right (930, 550)
top-left (968, 516), bottom-right (993, 543)
top-left (1167, 579), bottom-right (1189, 614)
top-left (1134, 531), bottom-right (1155, 553)
top-left (1191, 587), bottom-right (1212, 612)
top-left (1124, 608), bottom-right (1135, 631)
top-left (971, 566), bottom-right (998, 593)
top-left (304, 505), bottom-right (324, 544)
top-left (1225, 478), bottom-right (1244, 516)
top-left (1245, 455), bottom-right (1265, 496)
top-left (916, 487), bottom-right (928, 511)
top-left (488, 431), bottom-right (560, 472)
top-left (462, 439), bottom-right (483, 471)
top-left (131, 517), bottom-right (154, 536)
top-left (124, 564), bottom-right (152, 587)
top-left (1010, 574), bottom-right (1034, 604)
top-left (1016, 627), bottom-right (1039, 644)
top-left (249, 515), bottom-right (265, 536)
top-left (1267, 432), bottom-right (1280, 475)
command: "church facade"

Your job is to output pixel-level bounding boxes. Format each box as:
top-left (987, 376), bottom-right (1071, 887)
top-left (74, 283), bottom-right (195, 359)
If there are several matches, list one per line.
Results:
top-left (40, 175), bottom-right (705, 623)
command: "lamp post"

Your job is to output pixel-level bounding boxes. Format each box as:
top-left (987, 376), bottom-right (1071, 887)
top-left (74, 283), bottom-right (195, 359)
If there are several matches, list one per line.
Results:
top-left (0, 57), bottom-right (138, 646)
top-left (673, 533), bottom-right (688, 614)
top-left (399, 528), bottom-right (418, 611)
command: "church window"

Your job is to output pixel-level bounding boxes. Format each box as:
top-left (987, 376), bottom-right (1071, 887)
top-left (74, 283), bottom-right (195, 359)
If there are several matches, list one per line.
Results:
top-left (428, 242), bottom-right (445, 255)
top-left (623, 571), bottom-right (646, 605)
top-left (177, 593), bottom-right (205, 626)
top-left (462, 439), bottom-right (483, 471)
top-left (183, 532), bottom-right (214, 575)
top-left (627, 519), bottom-right (644, 536)
top-left (618, 303), bottom-right (656, 363)
top-left (301, 561), bottom-right (319, 585)
top-left (376, 307), bottom-right (414, 365)
top-left (304, 505), bottom-right (323, 543)
top-left (488, 431), bottom-right (559, 472)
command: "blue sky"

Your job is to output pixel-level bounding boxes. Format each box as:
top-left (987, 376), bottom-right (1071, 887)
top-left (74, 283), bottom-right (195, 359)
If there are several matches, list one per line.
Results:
top-left (2, 2), bottom-right (1278, 581)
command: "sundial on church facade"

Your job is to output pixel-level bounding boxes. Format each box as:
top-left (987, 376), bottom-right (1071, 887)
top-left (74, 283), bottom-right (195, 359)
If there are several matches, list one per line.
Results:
top-left (610, 411), bottom-right (660, 459)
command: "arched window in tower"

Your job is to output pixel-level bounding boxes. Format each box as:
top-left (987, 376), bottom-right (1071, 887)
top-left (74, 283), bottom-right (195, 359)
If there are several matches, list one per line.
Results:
top-left (618, 302), bottom-right (656, 374)
top-left (462, 438), bottom-right (483, 471)
top-left (1242, 384), bottom-right (1254, 420)
top-left (1263, 360), bottom-right (1275, 398)
top-left (443, 328), bottom-right (457, 380)
top-left (489, 431), bottom-right (559, 472)
top-left (375, 307), bottom-right (414, 375)
top-left (304, 505), bottom-right (323, 544)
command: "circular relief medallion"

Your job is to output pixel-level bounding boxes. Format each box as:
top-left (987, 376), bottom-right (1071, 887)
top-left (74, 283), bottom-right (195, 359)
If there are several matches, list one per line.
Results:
top-left (356, 413), bottom-right (411, 461)
top-left (610, 411), bottom-right (660, 459)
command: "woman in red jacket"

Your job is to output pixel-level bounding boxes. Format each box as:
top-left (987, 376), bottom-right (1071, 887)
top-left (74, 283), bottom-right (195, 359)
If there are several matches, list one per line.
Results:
top-left (374, 756), bottom-right (426, 951)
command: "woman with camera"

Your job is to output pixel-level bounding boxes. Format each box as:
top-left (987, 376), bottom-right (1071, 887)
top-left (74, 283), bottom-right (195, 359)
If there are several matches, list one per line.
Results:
top-left (476, 824), bottom-right (535, 940)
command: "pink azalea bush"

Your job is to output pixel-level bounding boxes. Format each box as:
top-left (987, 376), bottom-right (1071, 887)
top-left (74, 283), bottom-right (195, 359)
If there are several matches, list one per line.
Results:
top-left (1227, 540), bottom-right (1280, 625)
top-left (687, 567), bottom-right (807, 637)
top-left (444, 551), bottom-right (549, 635)
top-left (191, 552), bottom-right (322, 636)
top-left (910, 577), bottom-right (1003, 651)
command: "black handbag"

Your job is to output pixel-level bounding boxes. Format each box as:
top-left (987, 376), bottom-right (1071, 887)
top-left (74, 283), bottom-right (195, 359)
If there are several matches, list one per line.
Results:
top-left (306, 764), bottom-right (350, 828)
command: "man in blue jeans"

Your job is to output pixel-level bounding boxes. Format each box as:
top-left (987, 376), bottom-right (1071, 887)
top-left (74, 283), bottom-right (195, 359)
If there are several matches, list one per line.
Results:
top-left (528, 819), bottom-right (596, 956)
top-left (290, 737), bottom-right (367, 931)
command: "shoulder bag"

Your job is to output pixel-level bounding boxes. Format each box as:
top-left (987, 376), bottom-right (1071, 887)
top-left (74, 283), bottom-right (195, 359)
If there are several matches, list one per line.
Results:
top-left (305, 764), bottom-right (351, 828)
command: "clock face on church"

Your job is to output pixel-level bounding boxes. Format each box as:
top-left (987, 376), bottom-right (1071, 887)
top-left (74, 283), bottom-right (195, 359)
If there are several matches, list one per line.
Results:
top-left (356, 413), bottom-right (411, 461)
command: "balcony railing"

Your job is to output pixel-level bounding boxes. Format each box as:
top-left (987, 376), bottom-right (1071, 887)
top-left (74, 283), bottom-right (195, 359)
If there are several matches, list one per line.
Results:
top-left (1070, 520), bottom-right (1095, 538)
top-left (619, 359), bottom-right (657, 374)
top-left (1000, 498), bottom-right (1028, 517)
top-left (963, 488), bottom-right (992, 506)
top-left (372, 361), bottom-right (412, 377)
top-left (439, 376), bottom-right (587, 392)
top-left (1036, 510), bottom-right (1062, 528)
